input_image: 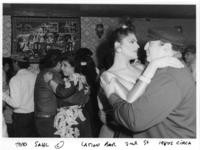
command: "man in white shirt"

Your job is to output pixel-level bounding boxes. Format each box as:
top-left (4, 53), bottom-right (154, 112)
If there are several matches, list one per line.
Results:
top-left (3, 55), bottom-right (37, 137)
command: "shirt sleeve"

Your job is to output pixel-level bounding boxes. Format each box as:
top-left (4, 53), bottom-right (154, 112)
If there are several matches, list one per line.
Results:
top-left (5, 77), bottom-right (21, 108)
top-left (59, 90), bottom-right (89, 106)
top-left (110, 73), bottom-right (182, 132)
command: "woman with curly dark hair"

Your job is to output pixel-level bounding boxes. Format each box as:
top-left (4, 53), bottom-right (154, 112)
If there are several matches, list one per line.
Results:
top-left (75, 48), bottom-right (102, 137)
top-left (44, 53), bottom-right (92, 137)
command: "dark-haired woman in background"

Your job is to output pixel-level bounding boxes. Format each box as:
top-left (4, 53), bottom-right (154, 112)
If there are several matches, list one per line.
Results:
top-left (75, 48), bottom-right (102, 137)
top-left (44, 53), bottom-right (92, 137)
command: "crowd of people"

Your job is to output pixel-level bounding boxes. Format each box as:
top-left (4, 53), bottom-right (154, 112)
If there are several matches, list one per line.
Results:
top-left (2, 25), bottom-right (196, 138)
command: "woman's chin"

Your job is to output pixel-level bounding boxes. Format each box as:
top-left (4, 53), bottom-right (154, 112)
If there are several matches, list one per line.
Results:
top-left (146, 57), bottom-right (151, 62)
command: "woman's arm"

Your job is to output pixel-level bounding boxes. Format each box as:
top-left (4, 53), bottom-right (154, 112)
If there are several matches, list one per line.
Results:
top-left (59, 89), bottom-right (89, 106)
top-left (126, 63), bottom-right (156, 103)
top-left (112, 79), bottom-right (129, 100)
top-left (103, 57), bottom-right (184, 103)
top-left (126, 57), bottom-right (184, 103)
top-left (44, 72), bottom-right (77, 98)
top-left (110, 72), bottom-right (151, 103)
top-left (100, 62), bottom-right (156, 103)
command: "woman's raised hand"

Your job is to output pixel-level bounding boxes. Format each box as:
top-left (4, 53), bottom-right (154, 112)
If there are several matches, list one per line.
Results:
top-left (142, 56), bottom-right (184, 81)
top-left (44, 72), bottom-right (53, 83)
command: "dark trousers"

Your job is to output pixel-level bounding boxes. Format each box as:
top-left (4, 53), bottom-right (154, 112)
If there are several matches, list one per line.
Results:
top-left (35, 117), bottom-right (58, 137)
top-left (6, 123), bottom-right (14, 137)
top-left (13, 112), bottom-right (36, 137)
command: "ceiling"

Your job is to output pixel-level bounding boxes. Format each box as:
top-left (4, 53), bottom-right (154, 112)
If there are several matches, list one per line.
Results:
top-left (3, 4), bottom-right (196, 18)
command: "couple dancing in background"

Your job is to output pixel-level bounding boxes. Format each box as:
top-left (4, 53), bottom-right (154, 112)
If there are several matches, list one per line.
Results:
top-left (99, 25), bottom-right (196, 138)
top-left (35, 49), bottom-right (99, 138)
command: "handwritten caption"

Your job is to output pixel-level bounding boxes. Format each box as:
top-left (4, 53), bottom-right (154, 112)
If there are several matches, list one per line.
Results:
top-left (81, 140), bottom-right (191, 148)
top-left (15, 140), bottom-right (64, 149)
top-left (13, 139), bottom-right (192, 149)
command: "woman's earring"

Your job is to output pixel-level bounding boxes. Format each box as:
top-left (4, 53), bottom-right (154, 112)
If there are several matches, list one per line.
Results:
top-left (114, 42), bottom-right (122, 53)
top-left (116, 48), bottom-right (122, 53)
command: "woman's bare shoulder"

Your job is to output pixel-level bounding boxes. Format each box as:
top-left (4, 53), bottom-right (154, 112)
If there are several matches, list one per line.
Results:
top-left (100, 70), bottom-right (116, 84)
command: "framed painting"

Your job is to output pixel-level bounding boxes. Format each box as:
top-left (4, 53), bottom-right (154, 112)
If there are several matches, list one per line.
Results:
top-left (12, 17), bottom-right (80, 58)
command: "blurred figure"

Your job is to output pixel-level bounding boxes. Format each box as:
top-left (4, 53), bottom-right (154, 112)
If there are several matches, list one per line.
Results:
top-left (3, 57), bottom-right (15, 137)
top-left (75, 48), bottom-right (102, 137)
top-left (34, 50), bottom-right (63, 137)
top-left (3, 55), bottom-right (37, 137)
top-left (3, 57), bottom-right (15, 83)
top-left (183, 45), bottom-right (196, 81)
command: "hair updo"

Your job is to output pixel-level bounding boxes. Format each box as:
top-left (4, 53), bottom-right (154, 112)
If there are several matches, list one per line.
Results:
top-left (96, 24), bottom-right (136, 71)
top-left (112, 24), bottom-right (136, 44)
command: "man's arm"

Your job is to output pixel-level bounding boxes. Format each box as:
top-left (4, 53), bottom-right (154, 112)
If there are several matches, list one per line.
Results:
top-left (109, 74), bottom-right (182, 132)
top-left (59, 90), bottom-right (89, 105)
top-left (55, 81), bottom-right (77, 98)
top-left (3, 78), bottom-right (21, 108)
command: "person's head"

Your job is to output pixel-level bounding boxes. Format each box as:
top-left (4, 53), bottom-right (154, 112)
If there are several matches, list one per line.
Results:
top-left (3, 57), bottom-right (15, 82)
top-left (75, 54), bottom-right (98, 87)
top-left (75, 47), bottom-right (93, 58)
top-left (144, 27), bottom-right (185, 62)
top-left (112, 25), bottom-right (140, 60)
top-left (184, 45), bottom-right (196, 64)
top-left (11, 57), bottom-right (30, 72)
top-left (3, 58), bottom-right (11, 72)
top-left (39, 49), bottom-right (62, 72)
top-left (60, 53), bottom-right (76, 76)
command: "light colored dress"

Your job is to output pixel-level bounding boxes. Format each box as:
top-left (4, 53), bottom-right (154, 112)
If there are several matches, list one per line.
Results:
top-left (98, 65), bottom-right (141, 137)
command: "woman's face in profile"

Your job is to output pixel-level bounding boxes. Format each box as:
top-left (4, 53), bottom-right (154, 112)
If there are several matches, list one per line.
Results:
top-left (61, 60), bottom-right (75, 76)
top-left (120, 33), bottom-right (140, 59)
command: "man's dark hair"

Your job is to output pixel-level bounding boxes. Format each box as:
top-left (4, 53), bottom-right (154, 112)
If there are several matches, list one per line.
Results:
top-left (39, 49), bottom-right (62, 70)
top-left (13, 59), bottom-right (30, 69)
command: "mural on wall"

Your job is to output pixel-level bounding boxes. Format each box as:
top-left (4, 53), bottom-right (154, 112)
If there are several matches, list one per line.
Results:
top-left (12, 17), bottom-right (80, 59)
top-left (3, 16), bottom-right (11, 57)
top-left (3, 16), bottom-right (195, 60)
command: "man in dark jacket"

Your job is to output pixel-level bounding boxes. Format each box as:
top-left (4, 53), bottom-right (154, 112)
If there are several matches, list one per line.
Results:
top-left (35, 50), bottom-right (78, 137)
top-left (34, 50), bottom-right (63, 137)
